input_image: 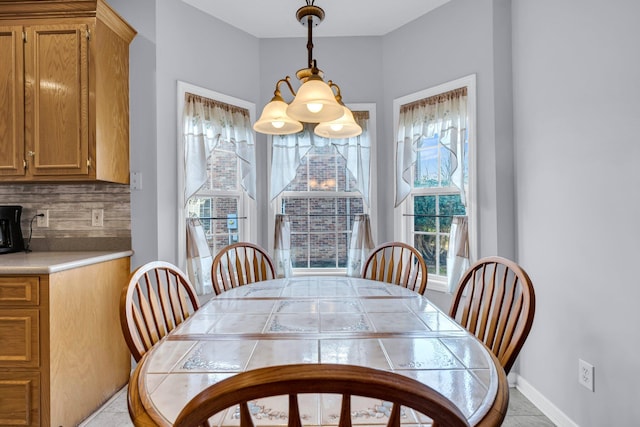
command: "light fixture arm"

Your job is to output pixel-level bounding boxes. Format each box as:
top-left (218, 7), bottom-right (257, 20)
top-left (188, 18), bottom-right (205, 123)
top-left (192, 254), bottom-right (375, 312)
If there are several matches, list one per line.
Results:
top-left (327, 80), bottom-right (344, 105)
top-left (272, 76), bottom-right (298, 102)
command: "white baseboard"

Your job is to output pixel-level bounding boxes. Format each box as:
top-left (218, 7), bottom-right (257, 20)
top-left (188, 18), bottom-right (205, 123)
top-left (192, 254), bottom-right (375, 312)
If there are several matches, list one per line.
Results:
top-left (515, 374), bottom-right (579, 427)
top-left (507, 372), bottom-right (517, 387)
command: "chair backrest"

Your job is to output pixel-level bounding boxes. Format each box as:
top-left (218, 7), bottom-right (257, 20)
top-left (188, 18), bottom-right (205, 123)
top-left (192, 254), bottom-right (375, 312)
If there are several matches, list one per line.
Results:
top-left (361, 241), bottom-right (428, 294)
top-left (173, 364), bottom-right (469, 427)
top-left (120, 261), bottom-right (200, 362)
top-left (211, 242), bottom-right (276, 295)
top-left (448, 256), bottom-right (536, 374)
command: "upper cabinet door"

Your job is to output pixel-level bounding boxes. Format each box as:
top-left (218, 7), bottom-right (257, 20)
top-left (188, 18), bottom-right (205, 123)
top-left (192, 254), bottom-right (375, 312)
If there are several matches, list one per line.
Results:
top-left (0, 26), bottom-right (25, 177)
top-left (24, 24), bottom-right (89, 177)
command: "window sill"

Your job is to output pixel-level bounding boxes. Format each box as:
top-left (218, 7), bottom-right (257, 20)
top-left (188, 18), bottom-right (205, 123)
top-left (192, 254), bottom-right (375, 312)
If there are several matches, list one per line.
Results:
top-left (427, 279), bottom-right (450, 293)
top-left (291, 268), bottom-right (348, 277)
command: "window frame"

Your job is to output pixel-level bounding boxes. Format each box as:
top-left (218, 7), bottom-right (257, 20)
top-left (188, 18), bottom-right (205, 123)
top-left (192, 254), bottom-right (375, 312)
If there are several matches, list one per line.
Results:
top-left (177, 81), bottom-right (257, 271)
top-left (268, 103), bottom-right (377, 276)
top-left (393, 75), bottom-right (477, 292)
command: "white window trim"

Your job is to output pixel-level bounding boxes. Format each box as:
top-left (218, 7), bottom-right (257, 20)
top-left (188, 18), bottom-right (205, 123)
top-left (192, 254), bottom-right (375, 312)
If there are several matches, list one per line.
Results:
top-left (392, 75), bottom-right (477, 292)
top-left (267, 103), bottom-right (378, 276)
top-left (176, 81), bottom-right (257, 272)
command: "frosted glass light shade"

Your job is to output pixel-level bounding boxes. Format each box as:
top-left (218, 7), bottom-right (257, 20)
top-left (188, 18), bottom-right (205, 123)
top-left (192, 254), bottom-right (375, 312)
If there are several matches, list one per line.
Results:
top-left (286, 79), bottom-right (344, 123)
top-left (314, 106), bottom-right (362, 138)
top-left (253, 99), bottom-right (303, 135)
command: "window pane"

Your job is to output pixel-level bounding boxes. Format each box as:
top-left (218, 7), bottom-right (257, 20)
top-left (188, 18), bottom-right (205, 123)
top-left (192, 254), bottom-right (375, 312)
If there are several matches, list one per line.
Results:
top-left (337, 198), bottom-right (364, 232)
top-left (338, 232), bottom-right (349, 268)
top-left (282, 198), bottom-right (308, 232)
top-left (309, 233), bottom-right (337, 268)
top-left (308, 154), bottom-right (336, 191)
top-left (213, 235), bottom-right (231, 254)
top-left (439, 235), bottom-right (449, 276)
top-left (336, 155), bottom-right (358, 192)
top-left (205, 143), bottom-right (237, 191)
top-left (291, 234), bottom-right (308, 269)
top-left (415, 135), bottom-right (439, 188)
top-left (281, 194), bottom-right (364, 270)
top-left (415, 234), bottom-right (436, 274)
top-left (187, 196), bottom-right (239, 255)
top-left (309, 198), bottom-right (336, 232)
top-left (286, 157), bottom-right (309, 191)
top-left (438, 194), bottom-right (465, 233)
top-left (414, 195), bottom-right (436, 232)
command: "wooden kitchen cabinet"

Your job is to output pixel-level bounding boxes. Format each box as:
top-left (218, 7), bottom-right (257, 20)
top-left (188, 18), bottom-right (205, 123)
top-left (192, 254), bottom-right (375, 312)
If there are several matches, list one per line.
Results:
top-left (0, 256), bottom-right (131, 427)
top-left (0, 0), bottom-right (136, 184)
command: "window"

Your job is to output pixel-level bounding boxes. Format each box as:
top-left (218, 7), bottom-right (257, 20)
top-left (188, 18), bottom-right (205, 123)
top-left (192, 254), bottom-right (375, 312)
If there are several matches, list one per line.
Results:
top-left (271, 105), bottom-right (376, 274)
top-left (177, 82), bottom-right (257, 271)
top-left (280, 144), bottom-right (366, 269)
top-left (186, 138), bottom-right (248, 255)
top-left (412, 133), bottom-right (467, 276)
top-left (394, 76), bottom-right (476, 291)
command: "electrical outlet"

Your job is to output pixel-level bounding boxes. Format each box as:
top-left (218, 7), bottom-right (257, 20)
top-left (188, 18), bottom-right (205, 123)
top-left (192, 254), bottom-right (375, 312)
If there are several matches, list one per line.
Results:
top-left (36, 209), bottom-right (49, 227)
top-left (91, 209), bottom-right (104, 227)
top-left (578, 359), bottom-right (594, 392)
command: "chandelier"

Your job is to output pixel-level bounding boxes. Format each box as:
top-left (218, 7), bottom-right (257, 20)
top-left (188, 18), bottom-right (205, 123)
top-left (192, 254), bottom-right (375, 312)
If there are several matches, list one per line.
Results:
top-left (253, 1), bottom-right (362, 139)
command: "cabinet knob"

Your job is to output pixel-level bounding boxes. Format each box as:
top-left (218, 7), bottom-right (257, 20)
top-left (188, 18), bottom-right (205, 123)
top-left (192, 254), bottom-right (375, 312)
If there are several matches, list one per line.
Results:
top-left (28, 151), bottom-right (35, 157)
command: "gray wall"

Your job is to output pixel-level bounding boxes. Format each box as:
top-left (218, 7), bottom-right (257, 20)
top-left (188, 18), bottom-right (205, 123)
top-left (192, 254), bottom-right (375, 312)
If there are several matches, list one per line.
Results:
top-left (512, 0), bottom-right (640, 424)
top-left (106, 0), bottom-right (640, 423)
top-left (109, 0), bottom-right (260, 268)
top-left (383, 0), bottom-right (516, 257)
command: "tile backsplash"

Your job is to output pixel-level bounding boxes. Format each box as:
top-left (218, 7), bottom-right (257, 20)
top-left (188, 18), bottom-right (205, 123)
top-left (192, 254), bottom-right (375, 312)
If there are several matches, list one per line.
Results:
top-left (0, 183), bottom-right (131, 251)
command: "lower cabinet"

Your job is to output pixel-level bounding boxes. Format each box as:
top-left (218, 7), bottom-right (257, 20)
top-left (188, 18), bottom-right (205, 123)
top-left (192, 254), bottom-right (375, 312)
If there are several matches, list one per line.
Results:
top-left (0, 257), bottom-right (131, 427)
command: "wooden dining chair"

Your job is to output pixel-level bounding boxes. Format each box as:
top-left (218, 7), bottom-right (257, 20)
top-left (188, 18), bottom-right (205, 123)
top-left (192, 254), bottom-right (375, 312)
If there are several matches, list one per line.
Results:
top-left (211, 242), bottom-right (276, 295)
top-left (173, 363), bottom-right (469, 427)
top-left (120, 261), bottom-right (200, 362)
top-left (449, 256), bottom-right (536, 374)
top-left (361, 241), bottom-right (428, 294)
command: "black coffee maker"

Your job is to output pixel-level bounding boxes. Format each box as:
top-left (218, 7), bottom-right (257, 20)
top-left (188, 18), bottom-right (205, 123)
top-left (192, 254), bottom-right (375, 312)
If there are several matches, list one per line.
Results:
top-left (0, 206), bottom-right (25, 254)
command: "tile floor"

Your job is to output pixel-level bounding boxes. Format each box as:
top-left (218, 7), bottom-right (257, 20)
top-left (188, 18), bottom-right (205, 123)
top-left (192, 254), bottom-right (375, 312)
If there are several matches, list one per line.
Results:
top-left (79, 385), bottom-right (555, 426)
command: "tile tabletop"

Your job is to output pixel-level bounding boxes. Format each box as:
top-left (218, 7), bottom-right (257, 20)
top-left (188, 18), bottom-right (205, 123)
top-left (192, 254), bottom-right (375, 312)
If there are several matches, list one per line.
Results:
top-left (136, 276), bottom-right (503, 426)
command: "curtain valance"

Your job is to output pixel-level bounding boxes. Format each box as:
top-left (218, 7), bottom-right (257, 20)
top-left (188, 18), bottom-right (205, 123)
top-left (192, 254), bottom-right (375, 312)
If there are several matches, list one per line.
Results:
top-left (183, 93), bottom-right (256, 202)
top-left (395, 87), bottom-right (467, 206)
top-left (270, 112), bottom-right (371, 205)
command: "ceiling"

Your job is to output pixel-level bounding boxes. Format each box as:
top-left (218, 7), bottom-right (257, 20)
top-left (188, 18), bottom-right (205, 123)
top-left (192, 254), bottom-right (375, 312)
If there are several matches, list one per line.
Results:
top-left (181, 0), bottom-right (451, 38)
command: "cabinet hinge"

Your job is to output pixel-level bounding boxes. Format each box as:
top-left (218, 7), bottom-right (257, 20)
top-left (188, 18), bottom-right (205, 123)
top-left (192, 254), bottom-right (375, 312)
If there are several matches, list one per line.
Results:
top-left (87, 158), bottom-right (92, 169)
top-left (22, 31), bottom-right (26, 42)
top-left (86, 29), bottom-right (91, 41)
top-left (23, 159), bottom-right (27, 170)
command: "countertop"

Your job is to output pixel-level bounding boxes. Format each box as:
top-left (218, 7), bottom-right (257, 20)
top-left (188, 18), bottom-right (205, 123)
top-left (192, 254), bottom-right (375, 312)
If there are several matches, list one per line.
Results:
top-left (0, 250), bottom-right (133, 274)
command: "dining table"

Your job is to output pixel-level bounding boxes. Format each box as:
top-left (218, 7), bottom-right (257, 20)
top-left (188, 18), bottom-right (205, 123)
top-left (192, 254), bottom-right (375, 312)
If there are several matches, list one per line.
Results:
top-left (127, 276), bottom-right (508, 427)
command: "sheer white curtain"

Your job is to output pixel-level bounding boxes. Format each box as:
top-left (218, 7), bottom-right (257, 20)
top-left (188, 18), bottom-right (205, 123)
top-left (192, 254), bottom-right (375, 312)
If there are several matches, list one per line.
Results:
top-left (347, 214), bottom-right (375, 277)
top-left (395, 88), bottom-right (467, 206)
top-left (183, 93), bottom-right (256, 293)
top-left (273, 214), bottom-right (293, 278)
top-left (270, 112), bottom-right (371, 204)
top-left (446, 215), bottom-right (469, 292)
top-left (183, 93), bottom-right (256, 202)
top-left (186, 219), bottom-right (214, 295)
